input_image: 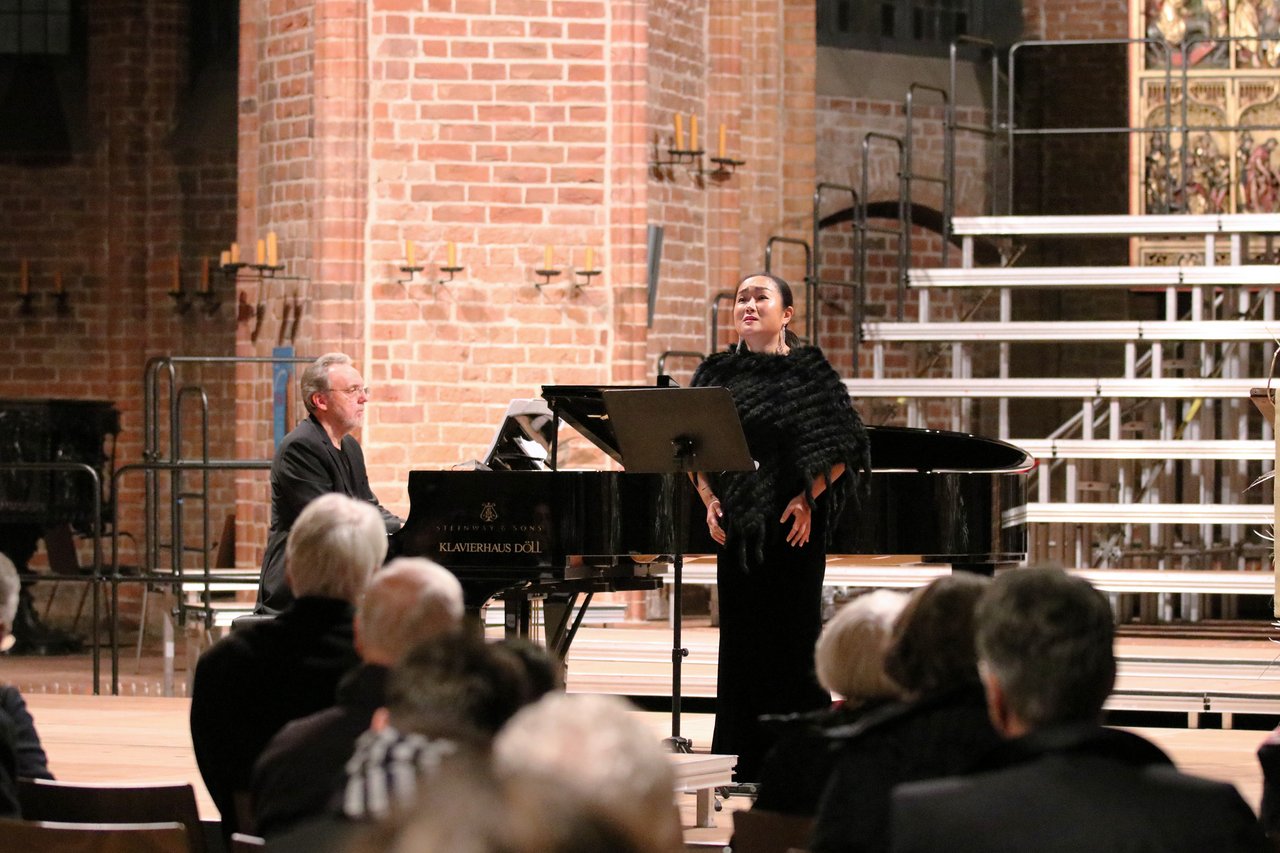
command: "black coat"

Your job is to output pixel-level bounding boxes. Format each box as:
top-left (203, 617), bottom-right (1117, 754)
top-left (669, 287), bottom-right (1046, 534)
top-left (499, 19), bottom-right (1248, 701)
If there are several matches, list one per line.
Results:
top-left (891, 725), bottom-right (1269, 853)
top-left (810, 684), bottom-right (1001, 853)
top-left (753, 700), bottom-right (892, 817)
top-left (0, 684), bottom-right (51, 780)
top-left (257, 416), bottom-right (401, 613)
top-left (250, 663), bottom-right (389, 837)
top-left (189, 596), bottom-right (360, 836)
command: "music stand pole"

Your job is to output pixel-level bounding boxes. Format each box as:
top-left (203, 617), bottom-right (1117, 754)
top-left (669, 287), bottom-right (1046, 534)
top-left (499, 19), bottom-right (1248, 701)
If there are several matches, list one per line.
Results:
top-left (598, 387), bottom-right (753, 754)
top-left (668, 441), bottom-right (694, 752)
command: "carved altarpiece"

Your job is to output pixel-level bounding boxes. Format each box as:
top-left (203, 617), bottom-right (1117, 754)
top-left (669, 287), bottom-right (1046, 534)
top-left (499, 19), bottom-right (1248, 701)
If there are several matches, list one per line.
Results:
top-left (1130, 0), bottom-right (1280, 264)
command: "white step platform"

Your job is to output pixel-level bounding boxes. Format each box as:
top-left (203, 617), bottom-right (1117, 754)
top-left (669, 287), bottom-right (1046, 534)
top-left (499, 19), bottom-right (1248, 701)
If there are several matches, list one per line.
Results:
top-left (659, 558), bottom-right (1274, 596)
top-left (909, 265), bottom-right (1280, 289)
top-left (1006, 501), bottom-right (1272, 525)
top-left (843, 377), bottom-right (1269, 398)
top-left (951, 213), bottom-right (1280, 237)
top-left (863, 320), bottom-right (1280, 343)
top-left (1012, 438), bottom-right (1274, 461)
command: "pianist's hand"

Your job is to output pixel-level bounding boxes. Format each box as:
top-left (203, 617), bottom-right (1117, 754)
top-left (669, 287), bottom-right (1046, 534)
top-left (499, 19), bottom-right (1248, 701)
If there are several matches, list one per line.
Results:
top-left (781, 494), bottom-right (811, 547)
top-left (706, 499), bottom-right (727, 545)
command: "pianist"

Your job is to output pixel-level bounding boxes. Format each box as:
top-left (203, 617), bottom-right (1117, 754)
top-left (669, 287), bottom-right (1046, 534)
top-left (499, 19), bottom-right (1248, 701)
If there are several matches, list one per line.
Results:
top-left (257, 352), bottom-right (402, 613)
top-left (690, 272), bottom-right (871, 782)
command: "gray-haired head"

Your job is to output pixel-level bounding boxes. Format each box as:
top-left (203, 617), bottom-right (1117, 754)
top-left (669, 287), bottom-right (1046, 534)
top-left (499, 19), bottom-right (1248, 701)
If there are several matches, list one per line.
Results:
top-left (0, 554), bottom-right (18, 635)
top-left (301, 352), bottom-right (353, 415)
top-left (815, 589), bottom-right (908, 704)
top-left (285, 493), bottom-right (387, 603)
top-left (357, 558), bottom-right (464, 665)
top-left (976, 567), bottom-right (1116, 729)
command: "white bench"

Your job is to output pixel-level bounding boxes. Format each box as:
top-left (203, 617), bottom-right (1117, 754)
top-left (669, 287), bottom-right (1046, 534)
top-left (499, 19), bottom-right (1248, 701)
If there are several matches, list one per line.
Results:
top-left (909, 265), bottom-right (1280, 289)
top-left (862, 320), bottom-right (1280, 343)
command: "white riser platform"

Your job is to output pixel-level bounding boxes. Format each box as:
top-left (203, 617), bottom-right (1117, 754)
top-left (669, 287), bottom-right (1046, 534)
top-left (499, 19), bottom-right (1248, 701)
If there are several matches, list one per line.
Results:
top-left (863, 320), bottom-right (1280, 343)
top-left (910, 265), bottom-right (1280, 288)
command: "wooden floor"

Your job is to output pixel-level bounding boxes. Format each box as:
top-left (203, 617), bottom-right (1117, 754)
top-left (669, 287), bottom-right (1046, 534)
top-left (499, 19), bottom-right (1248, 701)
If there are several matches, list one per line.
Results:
top-left (5, 619), bottom-right (1280, 847)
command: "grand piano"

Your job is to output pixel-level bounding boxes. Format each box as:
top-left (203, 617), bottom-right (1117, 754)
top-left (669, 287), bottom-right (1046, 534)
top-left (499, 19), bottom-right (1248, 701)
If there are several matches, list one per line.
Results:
top-left (390, 385), bottom-right (1034, 656)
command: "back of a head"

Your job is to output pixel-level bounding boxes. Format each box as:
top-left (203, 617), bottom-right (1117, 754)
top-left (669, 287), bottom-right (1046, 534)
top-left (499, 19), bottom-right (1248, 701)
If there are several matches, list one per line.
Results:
top-left (814, 589), bottom-right (908, 703)
top-left (0, 554), bottom-right (18, 639)
top-left (357, 558), bottom-right (464, 664)
top-left (386, 633), bottom-right (533, 739)
top-left (976, 567), bottom-right (1116, 729)
top-left (884, 573), bottom-right (991, 698)
top-left (492, 693), bottom-right (682, 853)
top-left (285, 493), bottom-right (388, 602)
top-left (360, 754), bottom-right (655, 853)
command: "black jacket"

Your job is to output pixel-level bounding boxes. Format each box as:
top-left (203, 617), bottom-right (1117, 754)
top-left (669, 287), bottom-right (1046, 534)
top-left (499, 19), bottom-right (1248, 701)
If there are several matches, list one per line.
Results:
top-left (892, 724), bottom-right (1269, 853)
top-left (250, 663), bottom-right (389, 837)
top-left (190, 596), bottom-right (360, 836)
top-left (810, 684), bottom-right (1001, 853)
top-left (257, 416), bottom-right (400, 613)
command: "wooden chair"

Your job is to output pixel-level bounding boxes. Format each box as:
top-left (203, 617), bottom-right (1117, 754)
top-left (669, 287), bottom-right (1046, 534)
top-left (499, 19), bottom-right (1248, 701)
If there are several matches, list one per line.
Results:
top-left (0, 817), bottom-right (190, 853)
top-left (16, 778), bottom-right (205, 853)
top-left (731, 808), bottom-right (814, 853)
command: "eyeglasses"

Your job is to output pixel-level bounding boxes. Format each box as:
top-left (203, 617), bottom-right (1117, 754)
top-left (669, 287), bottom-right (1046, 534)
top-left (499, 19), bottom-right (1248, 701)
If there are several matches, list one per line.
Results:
top-left (329, 385), bottom-right (370, 398)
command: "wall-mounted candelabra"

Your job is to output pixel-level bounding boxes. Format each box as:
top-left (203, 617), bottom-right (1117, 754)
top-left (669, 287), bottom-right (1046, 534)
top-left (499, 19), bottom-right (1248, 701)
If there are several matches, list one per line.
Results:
top-left (16, 260), bottom-right (73, 316)
top-left (170, 256), bottom-right (223, 316)
top-left (650, 115), bottom-right (746, 181)
top-left (399, 240), bottom-right (464, 286)
top-left (535, 246), bottom-right (602, 294)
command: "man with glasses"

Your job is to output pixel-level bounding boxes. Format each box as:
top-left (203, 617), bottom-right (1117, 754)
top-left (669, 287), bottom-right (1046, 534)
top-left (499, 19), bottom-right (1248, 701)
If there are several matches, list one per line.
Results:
top-left (256, 352), bottom-right (402, 613)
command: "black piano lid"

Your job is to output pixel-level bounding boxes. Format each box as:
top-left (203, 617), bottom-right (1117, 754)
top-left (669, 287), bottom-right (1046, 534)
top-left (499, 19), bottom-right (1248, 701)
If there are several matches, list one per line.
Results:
top-left (541, 384), bottom-right (668, 464)
top-left (543, 384), bottom-right (1033, 476)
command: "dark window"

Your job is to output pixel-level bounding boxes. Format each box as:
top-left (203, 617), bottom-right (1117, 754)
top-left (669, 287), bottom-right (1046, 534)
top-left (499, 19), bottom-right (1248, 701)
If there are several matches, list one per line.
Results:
top-left (0, 0), bottom-right (72, 56)
top-left (819, 0), bottom-right (1021, 58)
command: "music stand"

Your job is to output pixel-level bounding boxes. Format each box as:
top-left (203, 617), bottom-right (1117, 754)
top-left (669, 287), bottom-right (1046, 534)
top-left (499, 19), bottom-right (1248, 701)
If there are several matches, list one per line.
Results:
top-left (602, 387), bottom-right (754, 750)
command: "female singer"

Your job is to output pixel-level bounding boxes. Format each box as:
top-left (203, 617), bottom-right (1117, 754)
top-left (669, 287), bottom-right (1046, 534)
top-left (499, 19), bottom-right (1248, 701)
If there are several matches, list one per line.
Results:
top-left (691, 272), bottom-right (870, 781)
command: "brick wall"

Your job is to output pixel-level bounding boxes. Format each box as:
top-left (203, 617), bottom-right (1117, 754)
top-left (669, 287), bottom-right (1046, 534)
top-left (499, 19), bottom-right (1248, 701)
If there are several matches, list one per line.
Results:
top-left (0, 1), bottom-right (238, 584)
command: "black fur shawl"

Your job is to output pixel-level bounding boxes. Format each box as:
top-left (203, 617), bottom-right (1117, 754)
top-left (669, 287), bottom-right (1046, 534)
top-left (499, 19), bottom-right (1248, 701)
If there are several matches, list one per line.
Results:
top-left (691, 344), bottom-right (870, 569)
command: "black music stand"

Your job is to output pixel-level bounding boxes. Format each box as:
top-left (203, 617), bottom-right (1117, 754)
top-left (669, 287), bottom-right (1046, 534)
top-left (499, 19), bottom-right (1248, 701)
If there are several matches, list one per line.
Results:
top-left (602, 387), bottom-right (754, 751)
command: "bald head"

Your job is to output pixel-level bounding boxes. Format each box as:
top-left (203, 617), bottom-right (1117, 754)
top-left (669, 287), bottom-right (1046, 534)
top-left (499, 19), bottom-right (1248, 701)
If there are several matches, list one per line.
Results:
top-left (357, 557), bottom-right (465, 666)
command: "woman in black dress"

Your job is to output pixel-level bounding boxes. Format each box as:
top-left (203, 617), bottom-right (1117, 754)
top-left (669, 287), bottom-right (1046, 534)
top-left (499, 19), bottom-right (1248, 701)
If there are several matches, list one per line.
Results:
top-left (691, 272), bottom-right (870, 781)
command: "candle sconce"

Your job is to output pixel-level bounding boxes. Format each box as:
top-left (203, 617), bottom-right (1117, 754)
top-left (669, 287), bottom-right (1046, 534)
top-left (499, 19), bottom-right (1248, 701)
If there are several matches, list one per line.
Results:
top-left (396, 264), bottom-right (425, 286)
top-left (574, 267), bottom-right (602, 290)
top-left (534, 267), bottom-right (562, 289)
top-left (709, 155), bottom-right (746, 178)
top-left (437, 264), bottom-right (464, 286)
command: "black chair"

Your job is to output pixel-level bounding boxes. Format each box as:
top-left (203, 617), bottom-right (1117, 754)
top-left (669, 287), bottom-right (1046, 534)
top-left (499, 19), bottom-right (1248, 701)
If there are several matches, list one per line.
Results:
top-left (16, 777), bottom-right (206, 853)
top-left (0, 816), bottom-right (190, 853)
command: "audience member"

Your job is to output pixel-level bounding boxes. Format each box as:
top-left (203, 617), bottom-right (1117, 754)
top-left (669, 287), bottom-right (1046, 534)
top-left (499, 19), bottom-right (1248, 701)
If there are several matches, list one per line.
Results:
top-left (891, 567), bottom-right (1268, 852)
top-left (0, 553), bottom-right (48, 817)
top-left (249, 557), bottom-right (464, 837)
top-left (1258, 727), bottom-right (1280, 836)
top-left (810, 573), bottom-right (999, 853)
top-left (753, 589), bottom-right (907, 815)
top-left (348, 753), bottom-right (653, 853)
top-left (0, 555), bottom-right (51, 781)
top-left (190, 493), bottom-right (386, 836)
top-left (257, 352), bottom-right (401, 613)
top-left (493, 692), bottom-right (684, 853)
top-left (340, 631), bottom-right (536, 822)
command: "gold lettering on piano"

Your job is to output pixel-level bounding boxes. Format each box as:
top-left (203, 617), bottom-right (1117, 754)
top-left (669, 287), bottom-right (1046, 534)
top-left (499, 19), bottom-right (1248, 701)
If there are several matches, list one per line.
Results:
top-left (438, 540), bottom-right (545, 554)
